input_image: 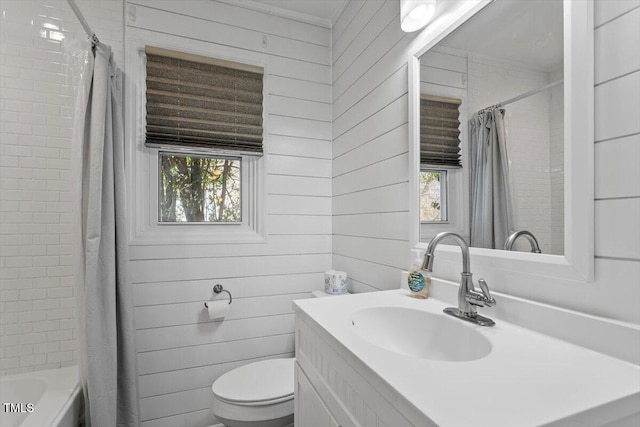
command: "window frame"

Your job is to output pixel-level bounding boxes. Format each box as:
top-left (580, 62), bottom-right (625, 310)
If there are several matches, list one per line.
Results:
top-left (125, 34), bottom-right (267, 245)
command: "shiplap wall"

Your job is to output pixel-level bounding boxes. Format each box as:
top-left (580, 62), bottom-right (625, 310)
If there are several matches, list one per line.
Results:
top-left (332, 0), bottom-right (412, 293)
top-left (125, 1), bottom-right (331, 425)
top-left (332, 0), bottom-right (640, 324)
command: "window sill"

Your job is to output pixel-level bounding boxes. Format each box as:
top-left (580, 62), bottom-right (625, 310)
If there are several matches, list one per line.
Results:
top-left (129, 223), bottom-right (267, 246)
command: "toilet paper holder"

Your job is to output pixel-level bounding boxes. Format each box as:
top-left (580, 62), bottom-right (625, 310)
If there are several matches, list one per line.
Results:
top-left (204, 284), bottom-right (232, 308)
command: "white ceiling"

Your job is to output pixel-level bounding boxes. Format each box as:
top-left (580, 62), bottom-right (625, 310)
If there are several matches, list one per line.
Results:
top-left (236, 0), bottom-right (350, 27)
top-left (439, 0), bottom-right (563, 71)
top-left (235, 0), bottom-right (563, 70)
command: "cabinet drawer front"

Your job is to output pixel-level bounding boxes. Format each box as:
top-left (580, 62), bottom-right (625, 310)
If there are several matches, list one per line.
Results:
top-left (296, 363), bottom-right (340, 427)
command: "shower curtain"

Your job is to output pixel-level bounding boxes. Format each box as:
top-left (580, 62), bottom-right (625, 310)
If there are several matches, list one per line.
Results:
top-left (469, 108), bottom-right (515, 249)
top-left (70, 41), bottom-right (140, 427)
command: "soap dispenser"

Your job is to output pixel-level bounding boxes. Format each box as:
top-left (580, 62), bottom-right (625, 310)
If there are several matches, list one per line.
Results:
top-left (408, 249), bottom-right (430, 299)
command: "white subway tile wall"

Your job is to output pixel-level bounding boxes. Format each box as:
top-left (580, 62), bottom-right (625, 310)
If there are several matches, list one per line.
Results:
top-left (467, 54), bottom-right (560, 254)
top-left (0, 0), bottom-right (123, 375)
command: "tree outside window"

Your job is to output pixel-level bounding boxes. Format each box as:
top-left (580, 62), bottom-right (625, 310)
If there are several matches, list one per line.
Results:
top-left (159, 153), bottom-right (241, 222)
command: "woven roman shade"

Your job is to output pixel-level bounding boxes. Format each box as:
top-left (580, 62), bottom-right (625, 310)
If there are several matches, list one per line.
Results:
top-left (420, 95), bottom-right (462, 168)
top-left (144, 46), bottom-right (264, 155)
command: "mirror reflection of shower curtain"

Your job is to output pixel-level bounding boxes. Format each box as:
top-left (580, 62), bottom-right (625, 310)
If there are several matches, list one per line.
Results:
top-left (469, 108), bottom-right (515, 249)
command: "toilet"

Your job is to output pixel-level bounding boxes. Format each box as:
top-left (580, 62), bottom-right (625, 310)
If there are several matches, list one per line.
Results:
top-left (211, 357), bottom-right (295, 427)
top-left (210, 290), bottom-right (347, 426)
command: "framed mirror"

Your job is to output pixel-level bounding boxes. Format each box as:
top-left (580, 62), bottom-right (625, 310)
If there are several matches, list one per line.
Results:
top-left (408, 0), bottom-right (594, 282)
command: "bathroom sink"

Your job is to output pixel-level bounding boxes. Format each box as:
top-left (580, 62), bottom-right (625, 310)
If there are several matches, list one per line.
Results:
top-left (349, 306), bottom-right (492, 362)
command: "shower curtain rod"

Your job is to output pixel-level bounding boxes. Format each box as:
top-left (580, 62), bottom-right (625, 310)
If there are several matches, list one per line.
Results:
top-left (477, 79), bottom-right (564, 114)
top-left (66, 0), bottom-right (99, 45)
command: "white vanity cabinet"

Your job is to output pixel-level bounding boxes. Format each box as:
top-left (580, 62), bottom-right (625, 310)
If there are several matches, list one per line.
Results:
top-left (294, 314), bottom-right (422, 427)
top-left (293, 290), bottom-right (640, 427)
top-left (295, 363), bottom-right (340, 427)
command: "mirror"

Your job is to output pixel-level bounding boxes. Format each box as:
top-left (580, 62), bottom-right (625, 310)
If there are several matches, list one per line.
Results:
top-left (408, 0), bottom-right (593, 282)
top-left (418, 0), bottom-right (564, 255)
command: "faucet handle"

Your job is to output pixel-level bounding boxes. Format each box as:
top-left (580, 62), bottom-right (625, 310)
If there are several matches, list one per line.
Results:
top-left (478, 279), bottom-right (496, 307)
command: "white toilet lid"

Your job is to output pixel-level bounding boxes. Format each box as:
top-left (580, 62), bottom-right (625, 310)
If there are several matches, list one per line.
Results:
top-left (212, 358), bottom-right (294, 405)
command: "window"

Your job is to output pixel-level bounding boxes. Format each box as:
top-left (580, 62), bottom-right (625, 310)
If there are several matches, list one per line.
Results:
top-left (420, 95), bottom-right (460, 225)
top-left (144, 46), bottom-right (263, 226)
top-left (159, 152), bottom-right (241, 223)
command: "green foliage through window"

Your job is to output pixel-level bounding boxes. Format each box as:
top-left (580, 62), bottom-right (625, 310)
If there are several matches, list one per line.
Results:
top-left (159, 153), bottom-right (241, 223)
top-left (420, 170), bottom-right (446, 222)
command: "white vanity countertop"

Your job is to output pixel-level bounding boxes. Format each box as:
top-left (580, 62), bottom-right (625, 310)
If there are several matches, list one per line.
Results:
top-left (293, 289), bottom-right (640, 427)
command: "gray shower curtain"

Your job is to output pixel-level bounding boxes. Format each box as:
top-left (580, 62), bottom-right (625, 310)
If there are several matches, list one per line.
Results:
top-left (469, 108), bottom-right (515, 249)
top-left (71, 41), bottom-right (139, 427)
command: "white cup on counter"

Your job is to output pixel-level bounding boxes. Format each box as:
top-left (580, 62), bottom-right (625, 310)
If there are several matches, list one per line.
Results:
top-left (324, 270), bottom-right (347, 295)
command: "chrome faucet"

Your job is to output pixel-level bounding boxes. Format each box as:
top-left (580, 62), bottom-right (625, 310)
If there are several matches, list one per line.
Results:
top-left (422, 232), bottom-right (496, 326)
top-left (504, 230), bottom-right (542, 253)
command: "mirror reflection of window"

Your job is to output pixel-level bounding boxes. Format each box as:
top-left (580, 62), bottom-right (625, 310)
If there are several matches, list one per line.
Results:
top-left (418, 0), bottom-right (564, 255)
top-left (420, 170), bottom-right (447, 222)
top-left (419, 95), bottom-right (461, 225)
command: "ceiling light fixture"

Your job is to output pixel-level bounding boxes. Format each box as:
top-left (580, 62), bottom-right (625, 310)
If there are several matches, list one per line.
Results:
top-left (400, 0), bottom-right (437, 33)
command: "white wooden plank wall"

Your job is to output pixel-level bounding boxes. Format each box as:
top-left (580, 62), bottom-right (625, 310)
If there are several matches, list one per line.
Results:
top-left (331, 0), bottom-right (415, 294)
top-left (125, 1), bottom-right (331, 425)
top-left (590, 2), bottom-right (640, 328)
top-left (593, 2), bottom-right (640, 262)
